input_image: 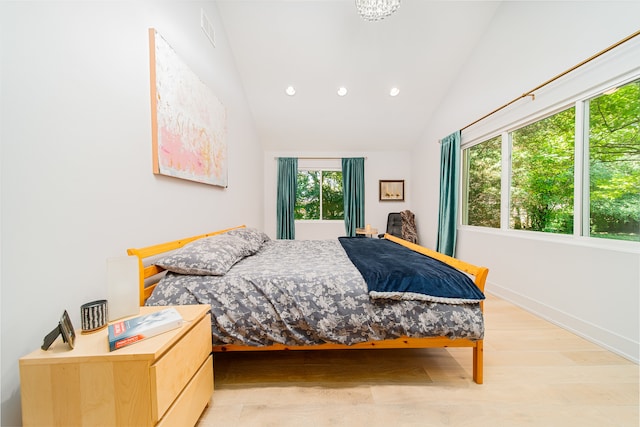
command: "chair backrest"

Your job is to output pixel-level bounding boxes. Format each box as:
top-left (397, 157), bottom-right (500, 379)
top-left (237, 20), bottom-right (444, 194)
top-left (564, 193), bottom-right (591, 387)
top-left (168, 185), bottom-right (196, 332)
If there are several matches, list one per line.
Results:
top-left (386, 213), bottom-right (403, 238)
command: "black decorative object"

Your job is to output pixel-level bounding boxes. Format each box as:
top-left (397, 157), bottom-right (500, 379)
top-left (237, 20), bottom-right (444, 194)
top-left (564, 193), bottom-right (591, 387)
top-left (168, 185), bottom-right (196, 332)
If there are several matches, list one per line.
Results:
top-left (80, 299), bottom-right (108, 333)
top-left (41, 310), bottom-right (76, 351)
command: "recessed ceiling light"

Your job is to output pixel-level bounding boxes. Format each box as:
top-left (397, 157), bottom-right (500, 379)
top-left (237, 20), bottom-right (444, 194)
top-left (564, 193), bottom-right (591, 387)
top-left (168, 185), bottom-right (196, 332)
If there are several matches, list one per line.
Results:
top-left (337, 87), bottom-right (348, 97)
top-left (285, 86), bottom-right (296, 96)
top-left (390, 87), bottom-right (400, 97)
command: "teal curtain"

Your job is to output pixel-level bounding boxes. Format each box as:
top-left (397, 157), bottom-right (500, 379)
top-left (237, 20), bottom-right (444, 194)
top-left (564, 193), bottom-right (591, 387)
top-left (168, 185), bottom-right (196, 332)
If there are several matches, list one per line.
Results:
top-left (276, 157), bottom-right (298, 239)
top-left (436, 131), bottom-right (460, 257)
top-left (342, 157), bottom-right (365, 237)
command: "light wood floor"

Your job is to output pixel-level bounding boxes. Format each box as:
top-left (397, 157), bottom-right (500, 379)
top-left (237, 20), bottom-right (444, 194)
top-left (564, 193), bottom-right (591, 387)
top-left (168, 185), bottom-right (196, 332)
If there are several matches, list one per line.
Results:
top-left (196, 294), bottom-right (639, 426)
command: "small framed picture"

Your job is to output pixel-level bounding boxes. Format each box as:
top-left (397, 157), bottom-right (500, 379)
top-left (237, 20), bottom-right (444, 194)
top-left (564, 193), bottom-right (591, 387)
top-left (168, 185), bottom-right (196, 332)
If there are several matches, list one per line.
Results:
top-left (379, 180), bottom-right (405, 201)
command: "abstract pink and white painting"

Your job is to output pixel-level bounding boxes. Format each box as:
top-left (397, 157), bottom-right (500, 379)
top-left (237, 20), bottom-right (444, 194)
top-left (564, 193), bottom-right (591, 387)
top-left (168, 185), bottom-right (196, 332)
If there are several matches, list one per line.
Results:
top-left (149, 28), bottom-right (228, 187)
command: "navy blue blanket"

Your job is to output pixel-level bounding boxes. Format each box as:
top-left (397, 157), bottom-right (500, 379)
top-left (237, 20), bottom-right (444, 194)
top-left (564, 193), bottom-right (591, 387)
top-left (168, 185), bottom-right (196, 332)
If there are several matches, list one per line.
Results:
top-left (339, 237), bottom-right (485, 304)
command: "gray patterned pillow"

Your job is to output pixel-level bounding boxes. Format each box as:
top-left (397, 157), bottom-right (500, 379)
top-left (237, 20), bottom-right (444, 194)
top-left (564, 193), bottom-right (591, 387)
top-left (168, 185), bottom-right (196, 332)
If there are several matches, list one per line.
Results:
top-left (225, 227), bottom-right (270, 255)
top-left (157, 233), bottom-right (251, 275)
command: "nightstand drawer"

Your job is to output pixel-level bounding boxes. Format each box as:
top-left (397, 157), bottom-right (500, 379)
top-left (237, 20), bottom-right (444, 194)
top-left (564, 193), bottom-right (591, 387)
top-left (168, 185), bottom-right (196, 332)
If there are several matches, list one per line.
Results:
top-left (151, 313), bottom-right (212, 422)
top-left (157, 354), bottom-right (213, 427)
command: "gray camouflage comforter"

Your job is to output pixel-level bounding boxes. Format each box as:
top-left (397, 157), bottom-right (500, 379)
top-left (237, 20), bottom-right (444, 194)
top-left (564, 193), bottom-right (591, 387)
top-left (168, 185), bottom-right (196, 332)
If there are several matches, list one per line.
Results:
top-left (145, 239), bottom-right (484, 346)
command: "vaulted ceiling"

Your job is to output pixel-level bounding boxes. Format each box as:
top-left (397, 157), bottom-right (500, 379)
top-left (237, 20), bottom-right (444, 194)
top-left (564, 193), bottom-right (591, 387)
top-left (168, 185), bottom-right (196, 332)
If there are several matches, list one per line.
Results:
top-left (217, 0), bottom-right (502, 152)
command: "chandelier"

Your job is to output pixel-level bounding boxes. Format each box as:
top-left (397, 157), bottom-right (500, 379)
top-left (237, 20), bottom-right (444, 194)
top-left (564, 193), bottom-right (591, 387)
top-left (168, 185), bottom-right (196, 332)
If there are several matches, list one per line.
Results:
top-left (355, 0), bottom-right (401, 22)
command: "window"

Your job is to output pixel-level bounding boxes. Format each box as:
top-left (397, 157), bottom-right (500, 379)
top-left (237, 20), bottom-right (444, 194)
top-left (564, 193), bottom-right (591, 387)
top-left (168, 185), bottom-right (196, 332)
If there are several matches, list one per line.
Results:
top-left (295, 170), bottom-right (344, 220)
top-left (510, 107), bottom-right (575, 234)
top-left (586, 79), bottom-right (640, 241)
top-left (461, 77), bottom-right (639, 242)
top-left (462, 135), bottom-right (501, 228)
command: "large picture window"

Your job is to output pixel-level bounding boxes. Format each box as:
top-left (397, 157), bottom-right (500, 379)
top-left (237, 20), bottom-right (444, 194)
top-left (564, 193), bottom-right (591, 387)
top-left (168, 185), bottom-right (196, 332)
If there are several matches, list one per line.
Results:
top-left (462, 135), bottom-right (501, 228)
top-left (295, 170), bottom-right (344, 220)
top-left (510, 107), bottom-right (575, 234)
top-left (586, 80), bottom-right (639, 241)
top-left (461, 78), bottom-right (639, 242)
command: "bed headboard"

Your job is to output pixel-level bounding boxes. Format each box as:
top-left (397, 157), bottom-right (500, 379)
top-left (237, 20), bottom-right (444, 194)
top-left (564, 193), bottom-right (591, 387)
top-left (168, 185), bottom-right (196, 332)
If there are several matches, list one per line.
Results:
top-left (126, 225), bottom-right (246, 306)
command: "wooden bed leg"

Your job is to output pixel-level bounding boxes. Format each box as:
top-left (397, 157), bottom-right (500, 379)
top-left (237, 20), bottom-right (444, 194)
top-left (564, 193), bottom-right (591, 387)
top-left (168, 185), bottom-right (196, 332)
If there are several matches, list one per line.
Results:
top-left (473, 340), bottom-right (484, 384)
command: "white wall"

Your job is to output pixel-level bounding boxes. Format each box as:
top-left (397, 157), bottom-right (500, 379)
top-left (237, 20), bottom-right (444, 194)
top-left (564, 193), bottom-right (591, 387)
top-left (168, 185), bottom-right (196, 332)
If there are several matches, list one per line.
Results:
top-left (412, 1), bottom-right (640, 362)
top-left (264, 151), bottom-right (413, 240)
top-left (0, 1), bottom-right (263, 425)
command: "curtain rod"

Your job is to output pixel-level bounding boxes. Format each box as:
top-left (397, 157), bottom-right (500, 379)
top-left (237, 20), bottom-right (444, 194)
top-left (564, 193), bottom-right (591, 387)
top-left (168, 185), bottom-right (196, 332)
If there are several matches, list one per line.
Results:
top-left (273, 156), bottom-right (367, 160)
top-left (461, 29), bottom-right (640, 132)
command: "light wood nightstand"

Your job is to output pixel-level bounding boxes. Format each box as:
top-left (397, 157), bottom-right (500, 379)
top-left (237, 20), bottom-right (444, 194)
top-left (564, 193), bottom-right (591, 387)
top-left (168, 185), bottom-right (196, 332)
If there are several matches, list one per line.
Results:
top-left (19, 305), bottom-right (213, 427)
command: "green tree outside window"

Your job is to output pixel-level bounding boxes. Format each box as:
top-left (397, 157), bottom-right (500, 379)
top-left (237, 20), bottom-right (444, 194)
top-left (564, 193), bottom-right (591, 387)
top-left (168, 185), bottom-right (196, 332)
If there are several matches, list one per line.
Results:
top-left (295, 170), bottom-right (344, 220)
top-left (463, 135), bottom-right (501, 228)
top-left (510, 108), bottom-right (576, 234)
top-left (588, 80), bottom-right (639, 241)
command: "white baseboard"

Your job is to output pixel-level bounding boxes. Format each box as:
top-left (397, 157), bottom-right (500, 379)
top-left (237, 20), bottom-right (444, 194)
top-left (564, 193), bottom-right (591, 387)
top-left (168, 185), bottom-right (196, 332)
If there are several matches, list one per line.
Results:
top-left (487, 282), bottom-right (639, 364)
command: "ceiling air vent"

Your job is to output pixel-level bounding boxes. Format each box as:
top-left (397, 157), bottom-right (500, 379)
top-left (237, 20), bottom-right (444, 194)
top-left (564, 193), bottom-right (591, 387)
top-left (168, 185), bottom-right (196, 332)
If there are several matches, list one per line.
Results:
top-left (201, 9), bottom-right (215, 48)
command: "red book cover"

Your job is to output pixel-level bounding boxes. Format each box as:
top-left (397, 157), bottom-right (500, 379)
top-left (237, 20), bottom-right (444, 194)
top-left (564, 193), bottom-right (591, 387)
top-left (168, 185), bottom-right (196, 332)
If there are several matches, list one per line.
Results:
top-left (107, 308), bottom-right (183, 351)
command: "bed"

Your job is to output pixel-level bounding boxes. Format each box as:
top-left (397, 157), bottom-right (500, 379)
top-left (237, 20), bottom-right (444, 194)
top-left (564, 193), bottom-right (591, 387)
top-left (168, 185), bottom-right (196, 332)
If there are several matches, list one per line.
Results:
top-left (127, 225), bottom-right (489, 384)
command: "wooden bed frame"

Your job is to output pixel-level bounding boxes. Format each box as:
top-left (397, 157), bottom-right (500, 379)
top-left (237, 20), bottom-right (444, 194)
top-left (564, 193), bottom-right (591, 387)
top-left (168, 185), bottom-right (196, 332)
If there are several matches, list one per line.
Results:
top-left (127, 225), bottom-right (489, 384)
